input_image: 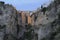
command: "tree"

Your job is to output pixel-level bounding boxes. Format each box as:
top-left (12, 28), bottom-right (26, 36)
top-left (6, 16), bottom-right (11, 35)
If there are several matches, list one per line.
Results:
top-left (41, 7), bottom-right (47, 15)
top-left (41, 5), bottom-right (43, 9)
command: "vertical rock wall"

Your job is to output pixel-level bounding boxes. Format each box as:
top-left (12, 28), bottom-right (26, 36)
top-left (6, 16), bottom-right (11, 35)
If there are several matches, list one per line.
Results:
top-left (0, 2), bottom-right (17, 40)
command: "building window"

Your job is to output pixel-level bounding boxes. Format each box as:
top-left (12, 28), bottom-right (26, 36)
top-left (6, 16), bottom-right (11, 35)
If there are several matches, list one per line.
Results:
top-left (26, 16), bottom-right (28, 23)
top-left (20, 13), bottom-right (21, 17)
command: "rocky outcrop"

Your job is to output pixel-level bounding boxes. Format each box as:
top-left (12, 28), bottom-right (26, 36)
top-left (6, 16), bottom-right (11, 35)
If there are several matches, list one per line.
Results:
top-left (0, 1), bottom-right (17, 40)
top-left (32, 0), bottom-right (60, 40)
top-left (0, 0), bottom-right (60, 40)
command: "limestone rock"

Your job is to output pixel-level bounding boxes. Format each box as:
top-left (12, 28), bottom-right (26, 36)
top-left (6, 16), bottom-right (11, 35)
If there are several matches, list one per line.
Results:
top-left (0, 1), bottom-right (17, 40)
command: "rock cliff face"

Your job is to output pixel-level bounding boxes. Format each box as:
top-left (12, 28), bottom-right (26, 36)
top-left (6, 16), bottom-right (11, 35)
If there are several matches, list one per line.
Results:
top-left (0, 2), bottom-right (17, 40)
top-left (0, 0), bottom-right (60, 40)
top-left (32, 0), bottom-right (60, 40)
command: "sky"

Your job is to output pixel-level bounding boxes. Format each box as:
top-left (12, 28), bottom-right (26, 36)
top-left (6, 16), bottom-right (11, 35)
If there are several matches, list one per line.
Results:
top-left (0, 0), bottom-right (51, 11)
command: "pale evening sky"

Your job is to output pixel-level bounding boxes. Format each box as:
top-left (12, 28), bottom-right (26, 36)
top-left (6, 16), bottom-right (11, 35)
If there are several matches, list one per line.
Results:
top-left (0, 0), bottom-right (51, 11)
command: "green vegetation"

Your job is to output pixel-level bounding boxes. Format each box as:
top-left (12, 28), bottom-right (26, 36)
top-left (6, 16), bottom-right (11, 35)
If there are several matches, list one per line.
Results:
top-left (0, 1), bottom-right (4, 5)
top-left (25, 24), bottom-right (34, 40)
top-left (41, 5), bottom-right (47, 15)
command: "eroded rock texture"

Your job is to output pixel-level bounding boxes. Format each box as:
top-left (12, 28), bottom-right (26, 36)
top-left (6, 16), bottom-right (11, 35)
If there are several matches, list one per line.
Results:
top-left (0, 1), bottom-right (17, 40)
top-left (33, 0), bottom-right (60, 40)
